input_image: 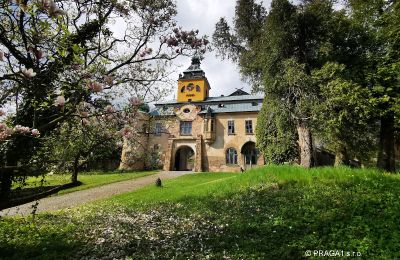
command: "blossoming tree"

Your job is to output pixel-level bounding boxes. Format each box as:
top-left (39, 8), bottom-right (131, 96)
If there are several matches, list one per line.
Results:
top-left (0, 0), bottom-right (207, 198)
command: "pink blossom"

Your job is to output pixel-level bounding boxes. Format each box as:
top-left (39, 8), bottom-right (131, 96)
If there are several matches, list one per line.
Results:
top-left (87, 81), bottom-right (103, 92)
top-left (121, 127), bottom-right (133, 139)
top-left (104, 75), bottom-right (114, 85)
top-left (81, 118), bottom-right (90, 126)
top-left (21, 68), bottom-right (37, 78)
top-left (0, 123), bottom-right (8, 131)
top-left (0, 124), bottom-right (13, 141)
top-left (80, 111), bottom-right (89, 118)
top-left (54, 96), bottom-right (66, 107)
top-left (31, 129), bottom-right (40, 136)
top-left (129, 97), bottom-right (142, 106)
top-left (105, 105), bottom-right (115, 114)
top-left (47, 0), bottom-right (67, 17)
top-left (14, 125), bottom-right (31, 134)
top-left (72, 64), bottom-right (81, 71)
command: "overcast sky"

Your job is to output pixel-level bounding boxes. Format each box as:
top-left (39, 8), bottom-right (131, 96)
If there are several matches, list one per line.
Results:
top-left (166, 0), bottom-right (272, 100)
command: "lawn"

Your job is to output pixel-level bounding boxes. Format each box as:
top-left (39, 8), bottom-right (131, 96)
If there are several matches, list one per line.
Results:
top-left (17, 171), bottom-right (157, 195)
top-left (1, 165), bottom-right (400, 259)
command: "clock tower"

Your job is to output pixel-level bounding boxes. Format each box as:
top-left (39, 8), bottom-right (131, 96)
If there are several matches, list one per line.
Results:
top-left (177, 57), bottom-right (210, 103)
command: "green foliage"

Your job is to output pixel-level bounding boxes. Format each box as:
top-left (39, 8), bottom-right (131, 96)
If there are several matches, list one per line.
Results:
top-left (256, 98), bottom-right (298, 164)
top-left (38, 118), bottom-right (121, 177)
top-left (1, 166), bottom-right (400, 259)
top-left (312, 62), bottom-right (378, 163)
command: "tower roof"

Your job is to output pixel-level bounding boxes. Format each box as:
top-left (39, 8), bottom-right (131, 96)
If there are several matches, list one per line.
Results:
top-left (179, 56), bottom-right (205, 79)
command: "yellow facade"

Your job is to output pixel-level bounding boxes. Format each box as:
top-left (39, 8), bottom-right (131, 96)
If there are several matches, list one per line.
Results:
top-left (177, 78), bottom-right (210, 102)
top-left (120, 57), bottom-right (265, 172)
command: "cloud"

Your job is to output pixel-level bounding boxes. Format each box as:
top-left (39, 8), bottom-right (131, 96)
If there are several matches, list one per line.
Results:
top-left (170, 0), bottom-right (272, 100)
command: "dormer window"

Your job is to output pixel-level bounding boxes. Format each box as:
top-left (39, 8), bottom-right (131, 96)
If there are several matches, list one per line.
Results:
top-left (183, 108), bottom-right (190, 113)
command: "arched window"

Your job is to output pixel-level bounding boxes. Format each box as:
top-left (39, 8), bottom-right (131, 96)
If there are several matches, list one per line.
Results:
top-left (196, 85), bottom-right (201, 92)
top-left (181, 86), bottom-right (185, 93)
top-left (226, 148), bottom-right (238, 165)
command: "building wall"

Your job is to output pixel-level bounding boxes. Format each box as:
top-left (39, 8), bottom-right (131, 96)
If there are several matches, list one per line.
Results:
top-left (205, 112), bottom-right (263, 172)
top-left (177, 78), bottom-right (210, 102)
top-left (146, 110), bottom-right (264, 172)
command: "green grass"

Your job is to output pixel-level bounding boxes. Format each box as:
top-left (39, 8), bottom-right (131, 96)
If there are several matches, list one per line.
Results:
top-left (1, 165), bottom-right (400, 259)
top-left (19, 171), bottom-right (157, 195)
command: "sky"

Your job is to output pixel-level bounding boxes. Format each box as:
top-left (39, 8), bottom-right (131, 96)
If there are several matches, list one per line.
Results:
top-left (168, 0), bottom-right (272, 100)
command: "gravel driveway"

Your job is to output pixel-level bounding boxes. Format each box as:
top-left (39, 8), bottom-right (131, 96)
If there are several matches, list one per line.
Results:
top-left (0, 171), bottom-right (193, 217)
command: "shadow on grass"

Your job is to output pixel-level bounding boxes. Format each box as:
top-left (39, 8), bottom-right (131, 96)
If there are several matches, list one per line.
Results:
top-left (150, 174), bottom-right (400, 259)
top-left (0, 213), bottom-right (85, 260)
top-left (0, 182), bottom-right (82, 211)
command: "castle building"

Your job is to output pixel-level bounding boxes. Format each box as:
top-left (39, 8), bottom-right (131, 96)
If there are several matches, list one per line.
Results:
top-left (120, 57), bottom-right (264, 172)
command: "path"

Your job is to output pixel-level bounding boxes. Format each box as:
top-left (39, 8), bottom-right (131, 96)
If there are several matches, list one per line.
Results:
top-left (0, 171), bottom-right (193, 217)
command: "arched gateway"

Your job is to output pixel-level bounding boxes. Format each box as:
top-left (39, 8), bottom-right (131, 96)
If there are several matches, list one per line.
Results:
top-left (241, 141), bottom-right (258, 169)
top-left (174, 146), bottom-right (195, 171)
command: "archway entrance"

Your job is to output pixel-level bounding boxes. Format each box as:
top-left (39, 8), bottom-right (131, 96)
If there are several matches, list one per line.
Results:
top-left (241, 141), bottom-right (258, 169)
top-left (174, 146), bottom-right (195, 171)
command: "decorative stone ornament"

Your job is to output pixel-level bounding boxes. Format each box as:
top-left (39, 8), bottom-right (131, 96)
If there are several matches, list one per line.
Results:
top-left (175, 104), bottom-right (198, 121)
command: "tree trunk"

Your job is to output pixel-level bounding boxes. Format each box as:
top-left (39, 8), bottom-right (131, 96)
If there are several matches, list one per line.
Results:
top-left (71, 156), bottom-right (80, 183)
top-left (335, 146), bottom-right (349, 166)
top-left (0, 170), bottom-right (12, 199)
top-left (377, 113), bottom-right (396, 172)
top-left (297, 120), bottom-right (313, 168)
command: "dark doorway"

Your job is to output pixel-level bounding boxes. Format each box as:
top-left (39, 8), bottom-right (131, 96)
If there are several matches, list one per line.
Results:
top-left (174, 146), bottom-right (195, 171)
top-left (241, 141), bottom-right (258, 169)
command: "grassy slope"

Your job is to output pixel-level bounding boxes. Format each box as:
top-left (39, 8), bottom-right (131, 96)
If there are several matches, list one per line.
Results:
top-left (19, 171), bottom-right (157, 195)
top-left (1, 166), bottom-right (400, 259)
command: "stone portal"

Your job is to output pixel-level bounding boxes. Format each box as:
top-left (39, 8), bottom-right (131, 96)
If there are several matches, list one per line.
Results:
top-left (174, 146), bottom-right (195, 171)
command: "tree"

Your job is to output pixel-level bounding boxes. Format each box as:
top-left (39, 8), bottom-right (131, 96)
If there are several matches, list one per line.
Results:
top-left (312, 62), bottom-right (377, 165)
top-left (0, 0), bottom-right (207, 197)
top-left (344, 0), bottom-right (400, 172)
top-left (214, 0), bottom-right (336, 167)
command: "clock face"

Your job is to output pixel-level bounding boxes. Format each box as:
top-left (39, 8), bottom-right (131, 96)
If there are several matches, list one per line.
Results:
top-left (186, 83), bottom-right (194, 91)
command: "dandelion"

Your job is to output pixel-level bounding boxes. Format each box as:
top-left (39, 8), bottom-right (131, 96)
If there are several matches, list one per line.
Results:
top-left (21, 68), bottom-right (37, 78)
top-left (54, 96), bottom-right (66, 107)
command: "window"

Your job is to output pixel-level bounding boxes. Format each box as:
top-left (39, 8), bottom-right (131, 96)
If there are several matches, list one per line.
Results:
top-left (186, 83), bottom-right (194, 91)
top-left (181, 86), bottom-right (185, 93)
top-left (210, 119), bottom-right (215, 132)
top-left (155, 122), bottom-right (162, 136)
top-left (183, 108), bottom-right (190, 113)
top-left (245, 120), bottom-right (253, 134)
top-left (196, 85), bottom-right (201, 92)
top-left (226, 148), bottom-right (238, 164)
top-left (227, 120), bottom-right (235, 135)
top-left (180, 121), bottom-right (192, 135)
top-left (251, 101), bottom-right (258, 106)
